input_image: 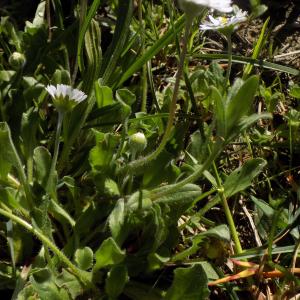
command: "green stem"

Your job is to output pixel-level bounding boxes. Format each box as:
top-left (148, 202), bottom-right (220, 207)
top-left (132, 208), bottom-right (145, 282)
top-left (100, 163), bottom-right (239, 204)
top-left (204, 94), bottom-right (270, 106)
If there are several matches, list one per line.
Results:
top-left (0, 207), bottom-right (94, 289)
top-left (27, 156), bottom-right (33, 184)
top-left (127, 151), bottom-right (136, 194)
top-left (120, 17), bottom-right (193, 174)
top-left (225, 33), bottom-right (232, 88)
top-left (210, 149), bottom-right (243, 254)
top-left (46, 112), bottom-right (63, 195)
top-left (220, 191), bottom-right (243, 254)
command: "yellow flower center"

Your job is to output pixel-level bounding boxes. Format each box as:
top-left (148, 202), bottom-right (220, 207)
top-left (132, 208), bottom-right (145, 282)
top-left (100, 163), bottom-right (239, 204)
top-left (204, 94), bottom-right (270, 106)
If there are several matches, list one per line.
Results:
top-left (220, 17), bottom-right (228, 25)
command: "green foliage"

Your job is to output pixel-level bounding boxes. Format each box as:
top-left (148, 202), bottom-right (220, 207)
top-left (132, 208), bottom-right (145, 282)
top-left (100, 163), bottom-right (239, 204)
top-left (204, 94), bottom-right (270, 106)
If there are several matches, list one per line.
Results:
top-left (165, 265), bottom-right (209, 300)
top-left (0, 0), bottom-right (299, 299)
top-left (94, 237), bottom-right (126, 271)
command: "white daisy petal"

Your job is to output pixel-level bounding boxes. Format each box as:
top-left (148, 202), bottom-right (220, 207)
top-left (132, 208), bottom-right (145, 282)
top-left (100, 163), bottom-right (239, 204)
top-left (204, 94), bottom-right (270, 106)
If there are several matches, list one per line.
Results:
top-left (45, 85), bottom-right (56, 98)
top-left (200, 6), bottom-right (247, 33)
top-left (45, 84), bottom-right (87, 112)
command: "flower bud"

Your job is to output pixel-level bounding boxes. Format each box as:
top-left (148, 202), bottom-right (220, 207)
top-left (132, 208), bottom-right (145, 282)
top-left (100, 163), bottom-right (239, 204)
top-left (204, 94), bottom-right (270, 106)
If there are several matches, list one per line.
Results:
top-left (129, 132), bottom-right (147, 153)
top-left (9, 52), bottom-right (26, 69)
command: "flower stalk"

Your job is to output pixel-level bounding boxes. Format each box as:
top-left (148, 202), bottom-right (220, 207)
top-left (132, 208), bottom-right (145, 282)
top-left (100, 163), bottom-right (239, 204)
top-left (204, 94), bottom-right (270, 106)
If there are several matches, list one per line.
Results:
top-left (45, 111), bottom-right (63, 195)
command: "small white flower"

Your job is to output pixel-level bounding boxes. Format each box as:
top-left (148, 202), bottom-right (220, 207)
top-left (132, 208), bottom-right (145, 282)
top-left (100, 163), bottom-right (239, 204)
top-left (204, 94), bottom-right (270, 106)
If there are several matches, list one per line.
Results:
top-left (200, 6), bottom-right (247, 33)
top-left (178, 0), bottom-right (233, 18)
top-left (45, 84), bottom-right (87, 113)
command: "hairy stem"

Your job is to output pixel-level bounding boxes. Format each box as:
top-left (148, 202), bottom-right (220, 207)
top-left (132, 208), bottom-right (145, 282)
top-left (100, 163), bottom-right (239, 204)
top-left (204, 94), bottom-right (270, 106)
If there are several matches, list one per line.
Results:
top-left (46, 112), bottom-right (63, 195)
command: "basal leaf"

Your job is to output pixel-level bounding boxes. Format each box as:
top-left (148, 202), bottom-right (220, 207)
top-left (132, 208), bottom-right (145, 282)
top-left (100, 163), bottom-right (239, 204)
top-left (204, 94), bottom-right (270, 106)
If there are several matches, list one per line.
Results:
top-left (56, 269), bottom-right (84, 300)
top-left (74, 247), bottom-right (94, 271)
top-left (109, 198), bottom-right (126, 245)
top-left (33, 146), bottom-right (55, 191)
top-left (30, 269), bottom-right (70, 300)
top-left (226, 75), bottom-right (259, 138)
top-left (154, 184), bottom-right (202, 220)
top-left (94, 81), bottom-right (114, 108)
top-left (105, 265), bottom-right (128, 299)
top-left (165, 264), bottom-right (209, 300)
top-left (94, 237), bottom-right (126, 272)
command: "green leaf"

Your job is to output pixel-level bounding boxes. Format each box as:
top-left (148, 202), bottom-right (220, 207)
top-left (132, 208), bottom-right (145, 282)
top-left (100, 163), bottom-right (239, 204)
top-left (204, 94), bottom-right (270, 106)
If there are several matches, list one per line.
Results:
top-left (21, 108), bottom-right (39, 158)
top-left (154, 184), bottom-right (202, 220)
top-left (51, 69), bottom-right (71, 85)
top-left (0, 123), bottom-right (24, 180)
top-left (77, 0), bottom-right (102, 72)
top-left (94, 82), bottom-right (114, 108)
top-left (83, 18), bottom-right (102, 93)
top-left (243, 17), bottom-right (270, 78)
top-left (251, 4), bottom-right (268, 18)
top-left (116, 88), bottom-right (136, 106)
top-left (195, 224), bottom-right (231, 242)
top-left (147, 253), bottom-right (170, 272)
top-left (239, 113), bottom-right (272, 132)
top-left (223, 158), bottom-right (267, 197)
top-left (226, 75), bottom-right (259, 138)
top-left (126, 190), bottom-right (152, 211)
top-left (197, 262), bottom-right (219, 281)
top-left (212, 86), bottom-right (226, 139)
top-left (124, 282), bottom-right (164, 300)
top-left (14, 284), bottom-right (36, 300)
top-left (142, 151), bottom-right (180, 188)
top-left (289, 84), bottom-right (300, 99)
top-left (33, 146), bottom-right (54, 190)
top-left (74, 247), bottom-right (94, 271)
top-left (56, 269), bottom-right (84, 300)
top-left (0, 187), bottom-right (22, 211)
top-left (250, 196), bottom-right (274, 218)
top-left (172, 225), bottom-right (230, 262)
top-left (30, 269), bottom-right (70, 300)
top-left (194, 53), bottom-right (300, 76)
top-left (89, 131), bottom-right (119, 173)
top-left (94, 237), bottom-right (126, 272)
top-left (0, 70), bottom-right (16, 81)
top-left (165, 264), bottom-right (209, 300)
top-left (109, 199), bottom-right (126, 245)
top-left (104, 178), bottom-right (120, 197)
top-left (100, 0), bottom-right (133, 85)
top-left (105, 265), bottom-right (128, 299)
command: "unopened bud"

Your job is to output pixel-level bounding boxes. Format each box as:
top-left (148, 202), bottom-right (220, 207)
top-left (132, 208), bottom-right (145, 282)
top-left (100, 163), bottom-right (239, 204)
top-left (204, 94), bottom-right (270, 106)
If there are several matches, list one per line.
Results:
top-left (129, 132), bottom-right (147, 153)
top-left (9, 52), bottom-right (26, 69)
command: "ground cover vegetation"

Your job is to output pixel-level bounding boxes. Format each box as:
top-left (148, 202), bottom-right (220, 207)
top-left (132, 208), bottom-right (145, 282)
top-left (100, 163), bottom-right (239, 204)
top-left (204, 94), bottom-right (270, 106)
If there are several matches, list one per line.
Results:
top-left (0, 0), bottom-right (300, 298)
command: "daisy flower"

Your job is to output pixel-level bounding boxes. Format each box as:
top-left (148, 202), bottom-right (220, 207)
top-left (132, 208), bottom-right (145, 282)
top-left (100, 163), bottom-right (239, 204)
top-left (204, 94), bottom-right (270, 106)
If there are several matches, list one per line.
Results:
top-left (200, 6), bottom-right (247, 34)
top-left (45, 84), bottom-right (87, 113)
top-left (178, 0), bottom-right (233, 18)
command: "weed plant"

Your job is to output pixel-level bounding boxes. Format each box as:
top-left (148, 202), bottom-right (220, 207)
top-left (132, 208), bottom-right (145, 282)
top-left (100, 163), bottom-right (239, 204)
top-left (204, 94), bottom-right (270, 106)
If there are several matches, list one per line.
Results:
top-left (0, 0), bottom-right (299, 299)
